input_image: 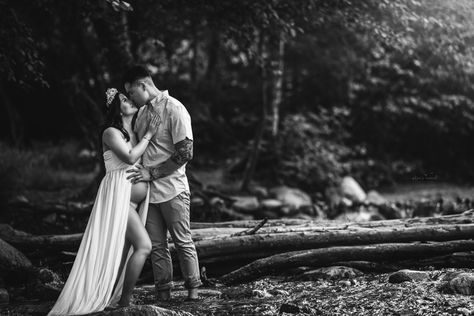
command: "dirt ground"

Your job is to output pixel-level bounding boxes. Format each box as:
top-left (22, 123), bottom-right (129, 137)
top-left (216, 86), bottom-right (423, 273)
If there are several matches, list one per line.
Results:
top-left (2, 268), bottom-right (474, 316)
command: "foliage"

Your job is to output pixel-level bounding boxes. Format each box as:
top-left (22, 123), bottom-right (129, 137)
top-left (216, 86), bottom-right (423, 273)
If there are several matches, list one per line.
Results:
top-left (2, 0), bottom-right (474, 192)
top-left (0, 141), bottom-right (96, 191)
top-left (0, 0), bottom-right (47, 88)
top-left (267, 110), bottom-right (351, 192)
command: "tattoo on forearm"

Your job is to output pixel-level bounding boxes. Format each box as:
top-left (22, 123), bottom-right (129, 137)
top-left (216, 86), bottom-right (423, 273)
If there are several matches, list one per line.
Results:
top-left (171, 138), bottom-right (193, 166)
top-left (150, 166), bottom-right (161, 180)
top-left (148, 138), bottom-right (193, 180)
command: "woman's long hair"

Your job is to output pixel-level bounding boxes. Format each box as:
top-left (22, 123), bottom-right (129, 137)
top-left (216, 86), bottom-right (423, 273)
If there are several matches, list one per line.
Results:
top-left (97, 91), bottom-right (138, 173)
top-left (100, 91), bottom-right (131, 145)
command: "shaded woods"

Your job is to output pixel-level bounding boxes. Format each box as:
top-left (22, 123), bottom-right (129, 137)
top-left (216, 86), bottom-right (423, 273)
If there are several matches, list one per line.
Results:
top-left (2, 0), bottom-right (474, 194)
top-left (3, 0), bottom-right (474, 315)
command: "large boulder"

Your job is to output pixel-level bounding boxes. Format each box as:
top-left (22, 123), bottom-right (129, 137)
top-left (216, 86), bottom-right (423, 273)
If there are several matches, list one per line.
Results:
top-left (0, 238), bottom-right (33, 276)
top-left (439, 272), bottom-right (474, 295)
top-left (269, 186), bottom-right (312, 210)
top-left (340, 176), bottom-right (366, 202)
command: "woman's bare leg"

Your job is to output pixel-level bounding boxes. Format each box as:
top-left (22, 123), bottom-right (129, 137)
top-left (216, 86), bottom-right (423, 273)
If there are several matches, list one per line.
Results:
top-left (117, 205), bottom-right (152, 306)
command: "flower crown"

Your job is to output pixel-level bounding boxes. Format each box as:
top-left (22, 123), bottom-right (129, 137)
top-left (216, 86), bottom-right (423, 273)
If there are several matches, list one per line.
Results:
top-left (106, 88), bottom-right (119, 108)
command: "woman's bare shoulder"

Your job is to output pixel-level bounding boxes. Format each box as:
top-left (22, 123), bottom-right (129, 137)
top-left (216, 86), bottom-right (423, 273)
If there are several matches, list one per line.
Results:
top-left (102, 127), bottom-right (121, 139)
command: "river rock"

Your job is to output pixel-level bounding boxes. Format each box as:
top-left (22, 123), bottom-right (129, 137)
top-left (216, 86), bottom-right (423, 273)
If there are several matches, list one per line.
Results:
top-left (38, 268), bottom-right (62, 284)
top-left (260, 199), bottom-right (283, 210)
top-left (334, 207), bottom-right (382, 222)
top-left (340, 176), bottom-right (366, 202)
top-left (440, 272), bottom-right (474, 295)
top-left (232, 196), bottom-right (260, 213)
top-left (269, 186), bottom-right (312, 210)
top-left (248, 185), bottom-right (269, 198)
top-left (366, 190), bottom-right (387, 205)
top-left (388, 269), bottom-right (430, 283)
top-left (279, 303), bottom-right (300, 314)
top-left (296, 266), bottom-right (363, 281)
top-left (377, 202), bottom-right (402, 219)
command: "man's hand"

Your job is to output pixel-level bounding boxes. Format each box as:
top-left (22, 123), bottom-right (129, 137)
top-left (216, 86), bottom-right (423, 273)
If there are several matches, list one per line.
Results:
top-left (126, 164), bottom-right (152, 183)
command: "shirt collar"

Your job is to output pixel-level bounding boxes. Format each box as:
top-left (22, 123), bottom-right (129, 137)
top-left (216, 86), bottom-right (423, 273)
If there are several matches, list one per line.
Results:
top-left (147, 90), bottom-right (169, 109)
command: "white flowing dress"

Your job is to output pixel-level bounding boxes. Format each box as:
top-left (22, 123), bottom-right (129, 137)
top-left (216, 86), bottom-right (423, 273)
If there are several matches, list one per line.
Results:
top-left (47, 150), bottom-right (150, 316)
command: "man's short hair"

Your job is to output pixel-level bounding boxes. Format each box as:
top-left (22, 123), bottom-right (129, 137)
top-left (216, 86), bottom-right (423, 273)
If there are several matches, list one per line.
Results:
top-left (122, 65), bottom-right (151, 87)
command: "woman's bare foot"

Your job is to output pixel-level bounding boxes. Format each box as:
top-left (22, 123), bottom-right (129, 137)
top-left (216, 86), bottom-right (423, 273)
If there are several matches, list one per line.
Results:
top-left (104, 303), bottom-right (120, 311)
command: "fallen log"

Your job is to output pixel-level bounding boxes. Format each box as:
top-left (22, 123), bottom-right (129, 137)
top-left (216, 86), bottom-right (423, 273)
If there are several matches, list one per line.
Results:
top-left (7, 199), bottom-right (94, 215)
top-left (191, 210), bottom-right (474, 230)
top-left (191, 210), bottom-right (474, 240)
top-left (230, 218), bottom-right (268, 237)
top-left (4, 214), bottom-right (474, 256)
top-left (220, 239), bottom-right (474, 285)
top-left (190, 218), bottom-right (315, 229)
top-left (333, 251), bottom-right (474, 273)
top-left (0, 224), bottom-right (83, 252)
top-left (195, 223), bottom-right (474, 259)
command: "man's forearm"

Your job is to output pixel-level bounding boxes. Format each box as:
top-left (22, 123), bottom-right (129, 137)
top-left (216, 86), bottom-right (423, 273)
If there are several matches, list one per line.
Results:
top-left (148, 138), bottom-right (193, 180)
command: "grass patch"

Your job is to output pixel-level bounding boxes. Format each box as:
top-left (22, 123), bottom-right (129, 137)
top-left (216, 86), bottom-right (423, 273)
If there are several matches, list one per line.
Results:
top-left (0, 141), bottom-right (98, 192)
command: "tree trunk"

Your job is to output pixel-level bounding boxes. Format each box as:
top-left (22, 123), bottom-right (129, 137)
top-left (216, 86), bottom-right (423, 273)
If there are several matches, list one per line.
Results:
top-left (270, 32), bottom-right (285, 138)
top-left (241, 29), bottom-right (269, 191)
top-left (190, 21), bottom-right (198, 85)
top-left (0, 81), bottom-right (23, 146)
top-left (220, 239), bottom-right (474, 285)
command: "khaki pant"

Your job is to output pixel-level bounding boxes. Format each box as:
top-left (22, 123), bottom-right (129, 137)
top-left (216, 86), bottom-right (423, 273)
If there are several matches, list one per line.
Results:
top-left (146, 191), bottom-right (202, 291)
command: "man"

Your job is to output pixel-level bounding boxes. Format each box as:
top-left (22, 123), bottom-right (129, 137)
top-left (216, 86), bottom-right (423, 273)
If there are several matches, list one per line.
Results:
top-left (123, 65), bottom-right (201, 301)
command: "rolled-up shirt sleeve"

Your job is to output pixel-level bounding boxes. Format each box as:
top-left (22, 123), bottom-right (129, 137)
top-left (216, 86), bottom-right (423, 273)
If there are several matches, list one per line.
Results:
top-left (170, 104), bottom-right (193, 144)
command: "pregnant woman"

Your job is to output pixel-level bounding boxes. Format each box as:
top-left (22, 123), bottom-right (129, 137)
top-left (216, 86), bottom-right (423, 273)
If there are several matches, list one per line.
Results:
top-left (48, 88), bottom-right (160, 315)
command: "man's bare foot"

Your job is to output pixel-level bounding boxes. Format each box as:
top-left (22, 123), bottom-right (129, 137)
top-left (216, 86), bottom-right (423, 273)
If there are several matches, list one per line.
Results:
top-left (117, 296), bottom-right (132, 307)
top-left (187, 288), bottom-right (199, 300)
top-left (156, 289), bottom-right (171, 301)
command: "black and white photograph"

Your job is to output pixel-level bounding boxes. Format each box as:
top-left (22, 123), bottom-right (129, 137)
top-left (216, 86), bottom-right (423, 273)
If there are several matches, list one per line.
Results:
top-left (2, 0), bottom-right (474, 315)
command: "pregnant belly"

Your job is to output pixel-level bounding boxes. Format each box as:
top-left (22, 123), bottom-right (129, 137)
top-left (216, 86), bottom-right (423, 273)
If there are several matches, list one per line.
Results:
top-left (130, 182), bottom-right (148, 204)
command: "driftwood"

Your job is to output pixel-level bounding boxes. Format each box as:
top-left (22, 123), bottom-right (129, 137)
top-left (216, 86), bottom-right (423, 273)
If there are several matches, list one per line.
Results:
top-left (3, 212), bottom-right (474, 254)
top-left (230, 218), bottom-right (268, 237)
top-left (220, 240), bottom-right (474, 285)
top-left (190, 210), bottom-right (474, 230)
top-left (333, 251), bottom-right (474, 273)
top-left (195, 223), bottom-right (474, 259)
top-left (7, 199), bottom-right (94, 215)
top-left (0, 224), bottom-right (83, 252)
top-left (190, 218), bottom-right (315, 229)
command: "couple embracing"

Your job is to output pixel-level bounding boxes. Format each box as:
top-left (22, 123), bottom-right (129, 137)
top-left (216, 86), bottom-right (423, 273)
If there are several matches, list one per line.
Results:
top-left (48, 65), bottom-right (202, 315)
